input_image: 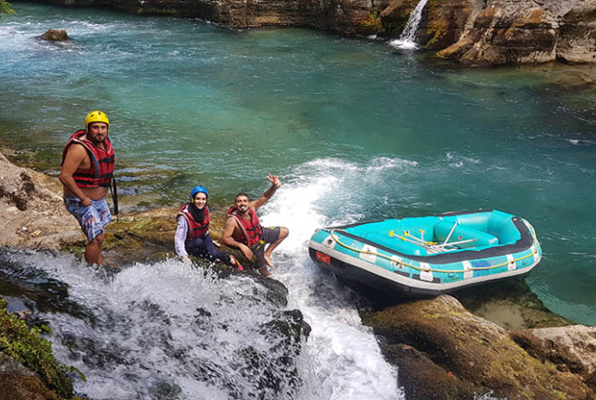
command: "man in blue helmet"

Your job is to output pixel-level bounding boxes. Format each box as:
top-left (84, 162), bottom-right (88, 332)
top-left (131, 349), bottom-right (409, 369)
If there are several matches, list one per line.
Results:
top-left (175, 185), bottom-right (242, 269)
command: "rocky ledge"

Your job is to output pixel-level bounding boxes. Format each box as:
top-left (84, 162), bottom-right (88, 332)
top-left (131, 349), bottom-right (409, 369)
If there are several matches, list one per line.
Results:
top-left (1, 151), bottom-right (595, 399)
top-left (31, 0), bottom-right (596, 65)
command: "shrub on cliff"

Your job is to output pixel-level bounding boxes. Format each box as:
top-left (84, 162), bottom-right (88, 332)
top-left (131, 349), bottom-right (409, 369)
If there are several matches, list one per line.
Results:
top-left (0, 298), bottom-right (84, 399)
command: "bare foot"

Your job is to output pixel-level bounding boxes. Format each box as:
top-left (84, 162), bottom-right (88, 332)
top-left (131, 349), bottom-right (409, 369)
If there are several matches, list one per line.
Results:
top-left (264, 254), bottom-right (275, 269)
top-left (259, 266), bottom-right (271, 277)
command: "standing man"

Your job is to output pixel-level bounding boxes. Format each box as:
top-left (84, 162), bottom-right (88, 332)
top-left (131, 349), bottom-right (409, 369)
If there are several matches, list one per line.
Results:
top-left (221, 174), bottom-right (289, 276)
top-left (60, 111), bottom-right (115, 266)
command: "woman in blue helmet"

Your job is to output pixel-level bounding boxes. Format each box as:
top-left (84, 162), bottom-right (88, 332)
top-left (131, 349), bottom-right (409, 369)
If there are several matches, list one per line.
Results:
top-left (175, 185), bottom-right (242, 269)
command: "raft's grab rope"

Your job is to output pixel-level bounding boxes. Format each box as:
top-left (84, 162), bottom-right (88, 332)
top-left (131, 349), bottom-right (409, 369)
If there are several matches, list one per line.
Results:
top-left (327, 225), bottom-right (539, 274)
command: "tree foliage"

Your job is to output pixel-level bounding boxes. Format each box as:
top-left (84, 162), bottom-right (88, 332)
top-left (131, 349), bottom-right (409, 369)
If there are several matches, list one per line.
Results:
top-left (0, 0), bottom-right (15, 16)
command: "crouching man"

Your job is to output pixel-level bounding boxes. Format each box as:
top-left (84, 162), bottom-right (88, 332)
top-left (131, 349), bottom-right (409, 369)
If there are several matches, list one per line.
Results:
top-left (221, 174), bottom-right (289, 276)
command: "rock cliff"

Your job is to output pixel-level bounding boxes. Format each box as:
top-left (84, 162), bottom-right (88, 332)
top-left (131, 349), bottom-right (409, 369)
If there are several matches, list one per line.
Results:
top-left (32, 0), bottom-right (596, 65)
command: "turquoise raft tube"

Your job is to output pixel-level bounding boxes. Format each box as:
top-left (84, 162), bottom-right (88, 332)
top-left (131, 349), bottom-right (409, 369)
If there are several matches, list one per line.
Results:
top-left (308, 210), bottom-right (542, 297)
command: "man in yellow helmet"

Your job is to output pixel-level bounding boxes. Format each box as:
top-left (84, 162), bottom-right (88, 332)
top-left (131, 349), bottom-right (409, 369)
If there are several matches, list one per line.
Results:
top-left (59, 111), bottom-right (115, 266)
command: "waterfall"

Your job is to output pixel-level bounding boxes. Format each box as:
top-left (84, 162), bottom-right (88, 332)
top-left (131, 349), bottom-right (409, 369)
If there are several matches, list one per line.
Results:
top-left (390, 0), bottom-right (430, 50)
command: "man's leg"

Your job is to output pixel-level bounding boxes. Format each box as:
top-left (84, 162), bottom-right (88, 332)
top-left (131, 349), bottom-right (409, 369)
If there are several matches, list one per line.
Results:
top-left (263, 227), bottom-right (289, 269)
top-left (85, 232), bottom-right (104, 265)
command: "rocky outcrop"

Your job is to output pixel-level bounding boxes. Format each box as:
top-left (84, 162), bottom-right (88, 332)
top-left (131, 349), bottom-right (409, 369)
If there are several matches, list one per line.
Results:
top-left (363, 295), bottom-right (595, 399)
top-left (0, 153), bottom-right (82, 250)
top-left (421, 0), bottom-right (596, 65)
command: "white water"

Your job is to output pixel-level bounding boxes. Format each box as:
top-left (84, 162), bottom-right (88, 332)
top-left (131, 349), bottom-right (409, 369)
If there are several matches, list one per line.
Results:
top-left (260, 158), bottom-right (408, 399)
top-left (1, 157), bottom-right (405, 400)
top-left (390, 0), bottom-right (430, 50)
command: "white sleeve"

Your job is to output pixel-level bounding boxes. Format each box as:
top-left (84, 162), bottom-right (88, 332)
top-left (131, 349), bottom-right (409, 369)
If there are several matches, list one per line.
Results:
top-left (174, 215), bottom-right (189, 258)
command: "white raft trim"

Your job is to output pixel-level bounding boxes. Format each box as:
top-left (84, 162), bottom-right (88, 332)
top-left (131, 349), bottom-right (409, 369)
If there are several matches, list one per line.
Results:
top-left (507, 254), bottom-right (516, 271)
top-left (360, 244), bottom-right (377, 263)
top-left (309, 239), bottom-right (541, 293)
top-left (462, 260), bottom-right (473, 279)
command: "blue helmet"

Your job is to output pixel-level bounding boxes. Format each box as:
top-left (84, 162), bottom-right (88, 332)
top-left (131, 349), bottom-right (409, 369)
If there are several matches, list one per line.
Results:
top-left (190, 185), bottom-right (209, 202)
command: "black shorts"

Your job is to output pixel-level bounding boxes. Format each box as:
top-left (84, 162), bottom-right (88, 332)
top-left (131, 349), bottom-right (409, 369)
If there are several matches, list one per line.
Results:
top-left (251, 227), bottom-right (281, 268)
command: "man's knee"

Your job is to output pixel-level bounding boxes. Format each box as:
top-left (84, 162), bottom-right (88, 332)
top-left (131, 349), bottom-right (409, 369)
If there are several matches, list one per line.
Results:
top-left (90, 233), bottom-right (104, 246)
top-left (279, 227), bottom-right (289, 239)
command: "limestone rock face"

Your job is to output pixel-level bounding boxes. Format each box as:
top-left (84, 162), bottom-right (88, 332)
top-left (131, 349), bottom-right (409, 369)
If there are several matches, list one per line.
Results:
top-left (558, 1), bottom-right (596, 63)
top-left (363, 295), bottom-right (595, 400)
top-left (437, 2), bottom-right (558, 65)
top-left (430, 0), bottom-right (596, 65)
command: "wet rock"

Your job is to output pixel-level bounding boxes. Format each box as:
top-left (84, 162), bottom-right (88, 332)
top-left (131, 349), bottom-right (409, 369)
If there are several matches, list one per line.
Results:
top-left (362, 295), bottom-right (594, 399)
top-left (39, 29), bottom-right (70, 42)
top-left (511, 325), bottom-right (596, 391)
top-left (454, 279), bottom-right (571, 330)
top-left (382, 343), bottom-right (479, 400)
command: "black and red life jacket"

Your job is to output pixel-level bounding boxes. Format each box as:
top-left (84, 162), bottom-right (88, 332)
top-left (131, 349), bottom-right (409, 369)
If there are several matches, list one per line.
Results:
top-left (227, 206), bottom-right (262, 247)
top-left (61, 130), bottom-right (115, 188)
top-left (179, 204), bottom-right (210, 240)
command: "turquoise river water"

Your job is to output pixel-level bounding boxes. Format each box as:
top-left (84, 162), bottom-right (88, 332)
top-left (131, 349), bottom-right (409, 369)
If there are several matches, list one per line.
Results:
top-left (1, 2), bottom-right (596, 398)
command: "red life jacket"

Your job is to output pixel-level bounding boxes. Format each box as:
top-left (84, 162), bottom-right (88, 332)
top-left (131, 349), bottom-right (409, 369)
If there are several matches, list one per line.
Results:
top-left (179, 204), bottom-right (210, 240)
top-left (227, 206), bottom-right (263, 247)
top-left (61, 130), bottom-right (115, 188)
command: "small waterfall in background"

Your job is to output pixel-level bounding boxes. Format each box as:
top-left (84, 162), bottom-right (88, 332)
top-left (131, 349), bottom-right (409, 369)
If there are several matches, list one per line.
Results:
top-left (390, 0), bottom-right (430, 50)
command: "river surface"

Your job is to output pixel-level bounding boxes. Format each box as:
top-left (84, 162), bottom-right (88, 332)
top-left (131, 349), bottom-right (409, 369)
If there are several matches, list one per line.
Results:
top-left (1, 2), bottom-right (596, 398)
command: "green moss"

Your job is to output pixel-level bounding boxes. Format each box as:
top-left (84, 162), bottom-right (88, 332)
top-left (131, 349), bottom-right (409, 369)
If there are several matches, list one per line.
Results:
top-left (0, 298), bottom-right (84, 399)
top-left (360, 8), bottom-right (382, 31)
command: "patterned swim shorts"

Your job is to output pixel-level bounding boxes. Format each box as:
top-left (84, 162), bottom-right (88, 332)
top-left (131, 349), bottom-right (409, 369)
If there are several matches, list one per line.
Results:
top-left (63, 196), bottom-right (113, 242)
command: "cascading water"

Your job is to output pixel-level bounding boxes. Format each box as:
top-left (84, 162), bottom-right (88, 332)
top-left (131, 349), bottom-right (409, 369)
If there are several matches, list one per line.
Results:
top-left (390, 0), bottom-right (430, 50)
top-left (0, 157), bottom-right (407, 400)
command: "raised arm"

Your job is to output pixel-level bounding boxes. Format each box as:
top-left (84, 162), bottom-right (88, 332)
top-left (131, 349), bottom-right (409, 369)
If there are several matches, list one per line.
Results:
top-left (249, 174), bottom-right (281, 210)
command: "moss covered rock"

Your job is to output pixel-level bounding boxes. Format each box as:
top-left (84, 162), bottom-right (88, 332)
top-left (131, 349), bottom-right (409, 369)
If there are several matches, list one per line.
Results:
top-left (362, 295), bottom-right (594, 399)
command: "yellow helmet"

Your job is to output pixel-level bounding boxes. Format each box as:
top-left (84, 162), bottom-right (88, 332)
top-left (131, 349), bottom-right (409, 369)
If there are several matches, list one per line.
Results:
top-left (84, 110), bottom-right (109, 132)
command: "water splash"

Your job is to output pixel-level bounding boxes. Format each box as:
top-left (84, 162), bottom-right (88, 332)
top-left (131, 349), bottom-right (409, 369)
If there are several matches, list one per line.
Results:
top-left (390, 0), bottom-right (430, 50)
top-left (259, 157), bottom-right (413, 400)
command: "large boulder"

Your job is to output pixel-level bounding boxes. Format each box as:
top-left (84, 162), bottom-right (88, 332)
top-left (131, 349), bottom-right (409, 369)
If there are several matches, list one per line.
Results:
top-left (39, 29), bottom-right (70, 41)
top-left (362, 295), bottom-right (594, 399)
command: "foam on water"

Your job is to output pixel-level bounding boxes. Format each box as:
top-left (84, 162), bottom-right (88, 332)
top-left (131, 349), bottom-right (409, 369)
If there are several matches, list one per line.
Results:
top-left (258, 157), bottom-right (410, 400)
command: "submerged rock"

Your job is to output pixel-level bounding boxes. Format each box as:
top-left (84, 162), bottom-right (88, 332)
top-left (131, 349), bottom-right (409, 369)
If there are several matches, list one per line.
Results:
top-left (512, 325), bottom-right (596, 392)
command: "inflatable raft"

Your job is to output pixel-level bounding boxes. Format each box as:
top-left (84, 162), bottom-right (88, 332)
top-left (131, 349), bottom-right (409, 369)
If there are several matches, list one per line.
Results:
top-left (308, 210), bottom-right (542, 297)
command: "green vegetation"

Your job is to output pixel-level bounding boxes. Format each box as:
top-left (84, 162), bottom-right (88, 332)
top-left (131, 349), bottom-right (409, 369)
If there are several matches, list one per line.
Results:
top-left (361, 7), bottom-right (382, 30)
top-left (0, 298), bottom-right (85, 399)
top-left (0, 0), bottom-right (15, 16)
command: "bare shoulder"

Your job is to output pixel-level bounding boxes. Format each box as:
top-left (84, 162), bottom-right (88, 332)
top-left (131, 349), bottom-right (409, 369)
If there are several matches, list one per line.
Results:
top-left (65, 143), bottom-right (88, 157)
